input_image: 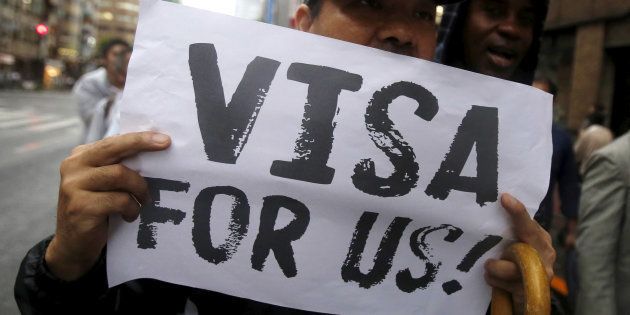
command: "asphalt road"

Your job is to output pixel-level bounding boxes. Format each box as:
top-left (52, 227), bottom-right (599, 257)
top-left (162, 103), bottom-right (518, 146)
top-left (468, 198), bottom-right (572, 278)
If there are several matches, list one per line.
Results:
top-left (0, 90), bottom-right (82, 314)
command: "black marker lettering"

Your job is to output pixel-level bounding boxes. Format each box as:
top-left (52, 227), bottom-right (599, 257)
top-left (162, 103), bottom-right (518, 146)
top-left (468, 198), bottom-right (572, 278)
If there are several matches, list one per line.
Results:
top-left (192, 186), bottom-right (250, 264)
top-left (137, 177), bottom-right (190, 249)
top-left (341, 212), bottom-right (411, 288)
top-left (425, 106), bottom-right (498, 206)
top-left (271, 63), bottom-right (362, 184)
top-left (353, 81), bottom-right (438, 197)
top-left (189, 43), bottom-right (280, 164)
top-left (251, 195), bottom-right (310, 278)
top-left (396, 224), bottom-right (462, 293)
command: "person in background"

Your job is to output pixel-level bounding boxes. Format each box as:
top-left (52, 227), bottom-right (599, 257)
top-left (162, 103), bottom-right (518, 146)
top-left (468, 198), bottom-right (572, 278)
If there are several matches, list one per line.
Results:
top-left (533, 75), bottom-right (581, 311)
top-left (531, 76), bottom-right (580, 233)
top-left (576, 130), bottom-right (630, 315)
top-left (436, 0), bottom-right (566, 312)
top-left (574, 124), bottom-right (614, 178)
top-left (437, 0), bottom-right (563, 228)
top-left (83, 49), bottom-right (132, 143)
top-left (72, 39), bottom-right (131, 143)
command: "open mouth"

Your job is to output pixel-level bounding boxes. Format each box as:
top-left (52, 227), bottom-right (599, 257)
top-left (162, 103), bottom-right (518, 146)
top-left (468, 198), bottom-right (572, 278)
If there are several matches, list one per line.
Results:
top-left (486, 46), bottom-right (517, 68)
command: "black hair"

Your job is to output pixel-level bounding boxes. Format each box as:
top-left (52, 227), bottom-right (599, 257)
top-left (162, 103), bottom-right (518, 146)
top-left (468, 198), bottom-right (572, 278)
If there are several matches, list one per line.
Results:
top-left (303, 0), bottom-right (323, 17)
top-left (100, 38), bottom-right (131, 59)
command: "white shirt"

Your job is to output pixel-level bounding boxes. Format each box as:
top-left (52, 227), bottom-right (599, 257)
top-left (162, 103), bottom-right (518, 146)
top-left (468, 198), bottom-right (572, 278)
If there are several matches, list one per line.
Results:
top-left (72, 67), bottom-right (121, 142)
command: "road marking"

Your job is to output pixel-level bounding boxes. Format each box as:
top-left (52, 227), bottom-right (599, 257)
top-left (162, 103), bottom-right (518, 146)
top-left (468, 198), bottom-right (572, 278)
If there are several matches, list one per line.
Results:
top-left (28, 118), bottom-right (81, 132)
top-left (13, 130), bottom-right (79, 154)
top-left (14, 142), bottom-right (41, 154)
top-left (0, 115), bottom-right (57, 129)
top-left (0, 109), bottom-right (34, 121)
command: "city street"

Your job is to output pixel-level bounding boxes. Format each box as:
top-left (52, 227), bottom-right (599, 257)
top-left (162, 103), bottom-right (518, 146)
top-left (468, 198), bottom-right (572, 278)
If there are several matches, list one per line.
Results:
top-left (0, 91), bottom-right (81, 314)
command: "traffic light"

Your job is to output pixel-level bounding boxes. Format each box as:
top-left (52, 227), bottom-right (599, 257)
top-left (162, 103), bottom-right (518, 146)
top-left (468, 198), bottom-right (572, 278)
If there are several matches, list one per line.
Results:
top-left (35, 23), bottom-right (49, 36)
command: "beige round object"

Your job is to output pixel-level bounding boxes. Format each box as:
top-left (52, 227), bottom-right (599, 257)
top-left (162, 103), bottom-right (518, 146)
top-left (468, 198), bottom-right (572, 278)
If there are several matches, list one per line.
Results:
top-left (491, 243), bottom-right (551, 315)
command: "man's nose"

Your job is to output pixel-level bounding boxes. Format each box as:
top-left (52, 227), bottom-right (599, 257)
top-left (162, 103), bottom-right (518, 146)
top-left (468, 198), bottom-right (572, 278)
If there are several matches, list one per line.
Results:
top-left (375, 19), bottom-right (415, 55)
top-left (496, 13), bottom-right (524, 40)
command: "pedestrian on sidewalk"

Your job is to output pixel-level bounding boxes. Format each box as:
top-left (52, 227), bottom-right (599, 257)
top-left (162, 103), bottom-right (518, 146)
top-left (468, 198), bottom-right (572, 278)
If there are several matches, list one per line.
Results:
top-left (72, 39), bottom-right (131, 143)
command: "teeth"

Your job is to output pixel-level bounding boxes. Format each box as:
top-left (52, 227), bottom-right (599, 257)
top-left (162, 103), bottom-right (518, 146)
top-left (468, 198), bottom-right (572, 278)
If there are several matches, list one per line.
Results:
top-left (488, 47), bottom-right (514, 59)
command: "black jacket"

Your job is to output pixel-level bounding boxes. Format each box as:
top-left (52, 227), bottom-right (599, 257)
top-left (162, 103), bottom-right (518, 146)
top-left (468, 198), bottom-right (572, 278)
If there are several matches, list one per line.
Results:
top-left (14, 236), bottom-right (320, 315)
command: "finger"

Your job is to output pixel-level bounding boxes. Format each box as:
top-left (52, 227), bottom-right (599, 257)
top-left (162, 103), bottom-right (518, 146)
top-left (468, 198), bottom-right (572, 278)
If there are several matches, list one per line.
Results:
top-left (501, 193), bottom-right (538, 241)
top-left (81, 164), bottom-right (150, 204)
top-left (484, 272), bottom-right (523, 295)
top-left (87, 192), bottom-right (142, 222)
top-left (502, 193), bottom-right (555, 278)
top-left (80, 131), bottom-right (170, 167)
top-left (485, 259), bottom-right (521, 282)
top-left (485, 273), bottom-right (526, 315)
top-left (539, 247), bottom-right (556, 281)
top-left (64, 190), bottom-right (140, 222)
top-left (129, 193), bottom-right (142, 209)
top-left (70, 143), bottom-right (90, 156)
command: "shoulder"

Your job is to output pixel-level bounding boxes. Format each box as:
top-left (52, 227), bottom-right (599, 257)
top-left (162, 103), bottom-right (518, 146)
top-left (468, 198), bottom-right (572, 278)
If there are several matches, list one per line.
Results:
top-left (80, 67), bottom-right (106, 81)
top-left (595, 132), bottom-right (630, 160)
top-left (588, 132), bottom-right (630, 180)
top-left (75, 68), bottom-right (107, 87)
top-left (73, 68), bottom-right (109, 96)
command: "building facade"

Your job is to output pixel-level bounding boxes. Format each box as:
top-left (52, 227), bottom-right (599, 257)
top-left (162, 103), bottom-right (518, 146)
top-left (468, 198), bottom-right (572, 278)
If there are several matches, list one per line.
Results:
top-left (53, 0), bottom-right (98, 64)
top-left (0, 0), bottom-right (100, 88)
top-left (0, 0), bottom-right (49, 87)
top-left (95, 0), bottom-right (139, 44)
top-left (539, 0), bottom-right (630, 136)
top-left (44, 0), bottom-right (99, 88)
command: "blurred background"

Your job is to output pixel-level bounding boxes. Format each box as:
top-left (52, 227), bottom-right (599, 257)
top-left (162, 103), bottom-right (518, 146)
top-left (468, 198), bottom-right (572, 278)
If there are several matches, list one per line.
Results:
top-left (0, 0), bottom-right (629, 314)
top-left (0, 2), bottom-right (299, 313)
top-left (1, 0), bottom-right (628, 133)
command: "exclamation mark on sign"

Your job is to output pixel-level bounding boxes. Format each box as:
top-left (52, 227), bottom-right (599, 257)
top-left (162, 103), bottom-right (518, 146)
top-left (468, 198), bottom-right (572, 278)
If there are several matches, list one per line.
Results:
top-left (442, 235), bottom-right (503, 295)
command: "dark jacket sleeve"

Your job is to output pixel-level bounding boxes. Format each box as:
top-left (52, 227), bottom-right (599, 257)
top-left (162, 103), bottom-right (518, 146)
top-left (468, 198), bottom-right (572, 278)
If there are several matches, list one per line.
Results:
top-left (14, 236), bottom-right (113, 315)
top-left (556, 131), bottom-right (580, 220)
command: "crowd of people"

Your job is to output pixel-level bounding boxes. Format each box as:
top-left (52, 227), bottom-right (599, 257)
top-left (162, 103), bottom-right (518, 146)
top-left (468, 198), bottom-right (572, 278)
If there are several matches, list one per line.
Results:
top-left (13, 0), bottom-right (629, 314)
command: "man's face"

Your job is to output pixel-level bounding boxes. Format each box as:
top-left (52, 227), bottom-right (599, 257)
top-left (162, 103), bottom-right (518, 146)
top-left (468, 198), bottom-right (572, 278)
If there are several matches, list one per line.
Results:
top-left (104, 44), bottom-right (129, 69)
top-left (103, 44), bottom-right (131, 88)
top-left (295, 0), bottom-right (438, 60)
top-left (462, 0), bottom-right (534, 79)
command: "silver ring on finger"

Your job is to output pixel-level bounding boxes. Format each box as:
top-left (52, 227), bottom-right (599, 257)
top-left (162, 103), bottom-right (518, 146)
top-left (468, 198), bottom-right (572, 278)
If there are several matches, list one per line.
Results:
top-left (129, 193), bottom-right (142, 208)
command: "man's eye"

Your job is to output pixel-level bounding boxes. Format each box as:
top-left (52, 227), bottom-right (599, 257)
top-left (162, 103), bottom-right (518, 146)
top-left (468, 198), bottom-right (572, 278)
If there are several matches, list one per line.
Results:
top-left (482, 3), bottom-right (505, 18)
top-left (414, 10), bottom-right (435, 22)
top-left (359, 0), bottom-right (382, 9)
top-left (518, 11), bottom-right (535, 27)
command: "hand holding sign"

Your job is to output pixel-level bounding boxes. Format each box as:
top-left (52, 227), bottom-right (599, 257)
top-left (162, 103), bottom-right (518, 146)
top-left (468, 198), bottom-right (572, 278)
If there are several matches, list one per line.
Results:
top-left (485, 194), bottom-right (555, 314)
top-left (45, 132), bottom-right (170, 281)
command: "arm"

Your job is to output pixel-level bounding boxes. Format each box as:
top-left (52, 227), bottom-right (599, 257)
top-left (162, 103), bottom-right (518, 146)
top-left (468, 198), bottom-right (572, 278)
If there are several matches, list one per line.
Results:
top-left (557, 138), bottom-right (580, 248)
top-left (14, 132), bottom-right (171, 313)
top-left (14, 236), bottom-right (109, 315)
top-left (576, 153), bottom-right (625, 315)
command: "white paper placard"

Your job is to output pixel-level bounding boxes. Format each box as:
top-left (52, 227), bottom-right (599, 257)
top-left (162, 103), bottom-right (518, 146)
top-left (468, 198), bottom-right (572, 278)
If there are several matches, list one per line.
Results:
top-left (109, 1), bottom-right (552, 314)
